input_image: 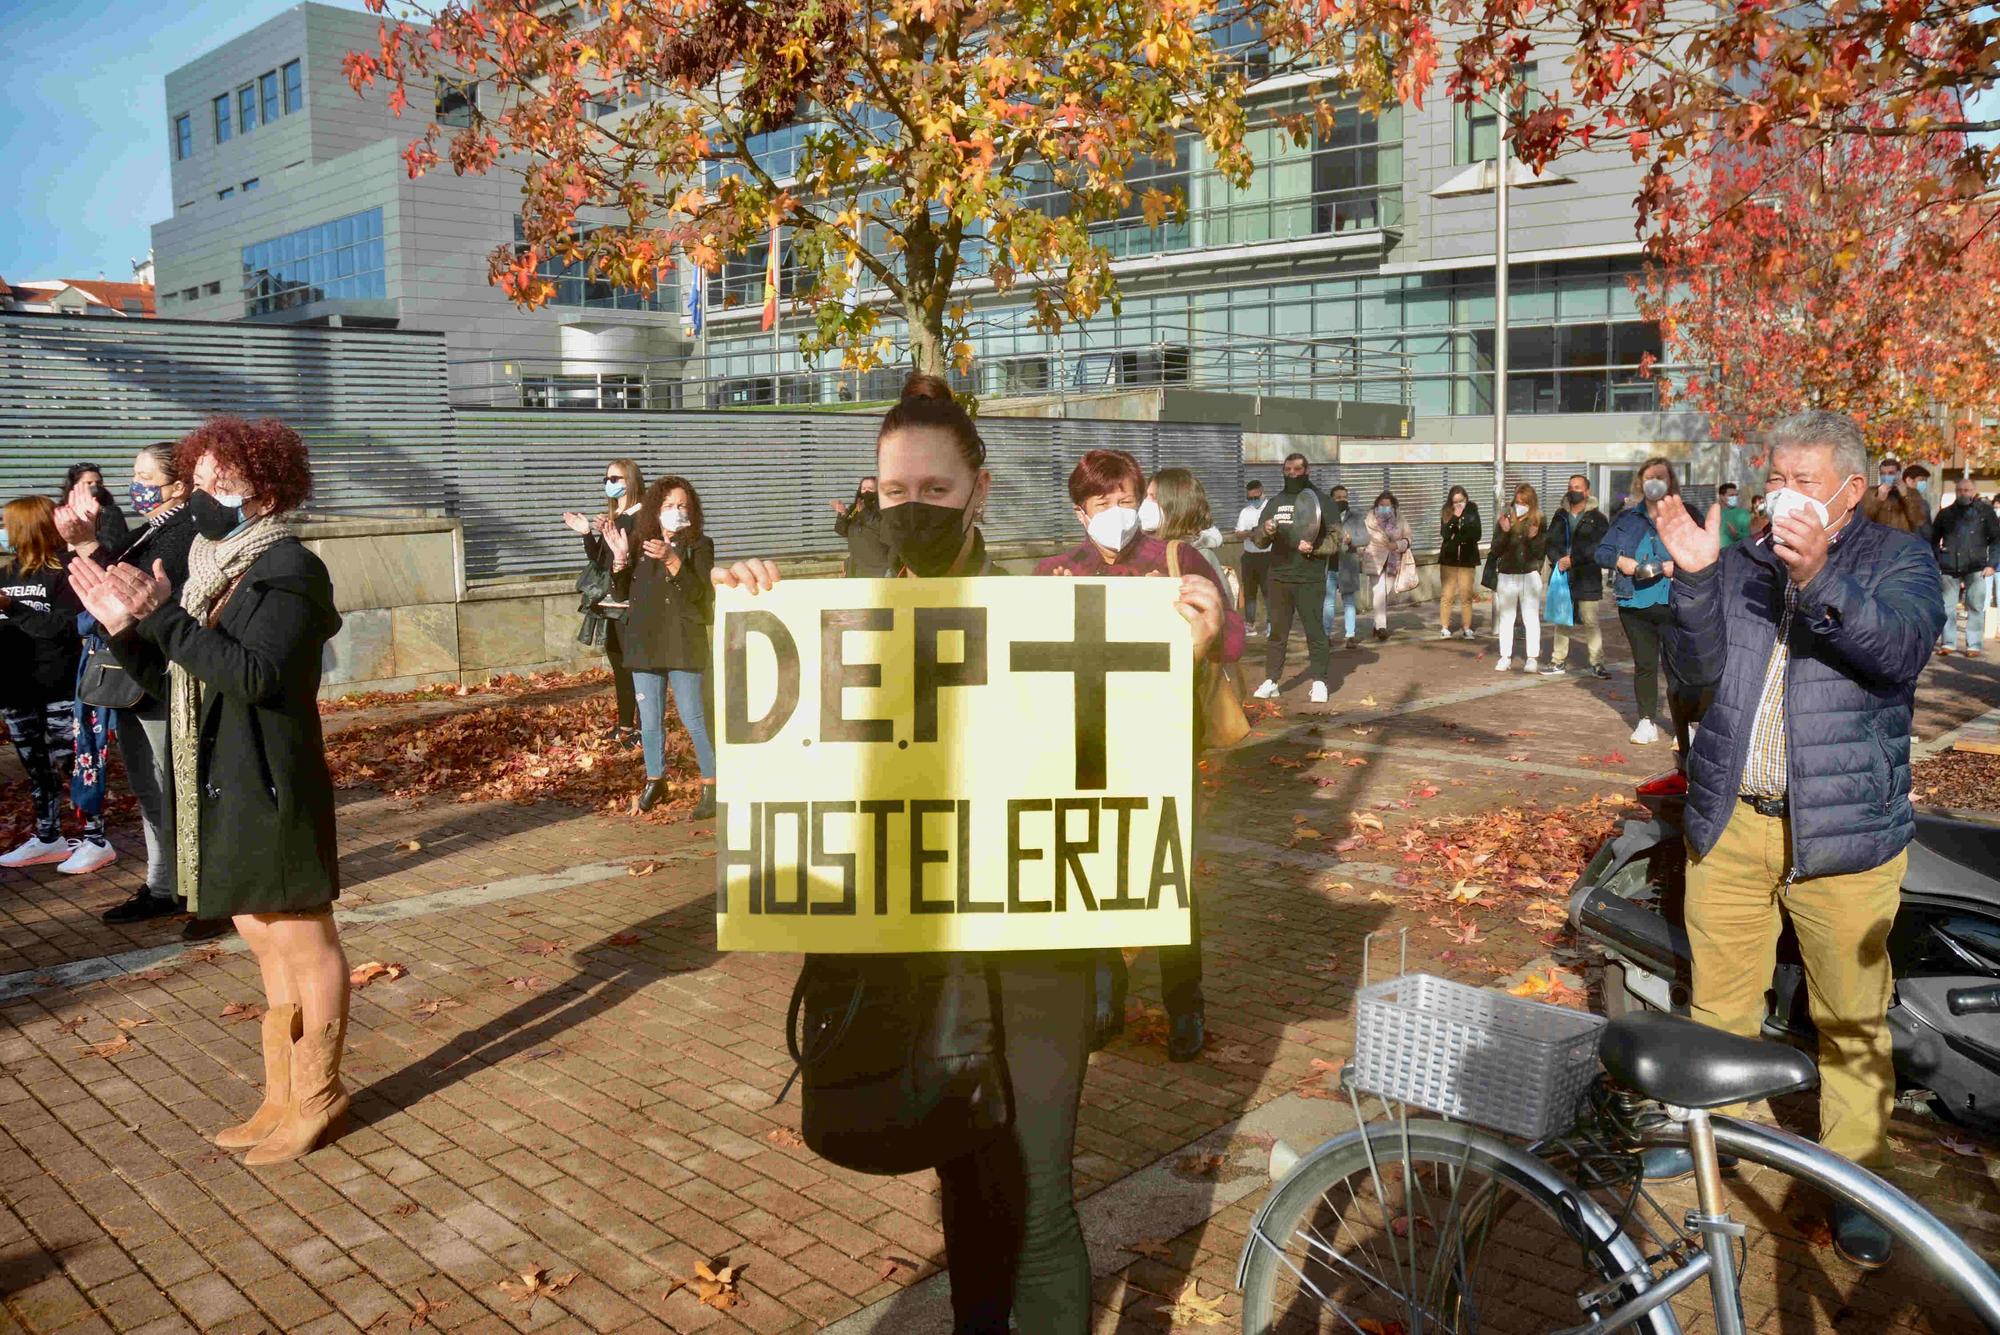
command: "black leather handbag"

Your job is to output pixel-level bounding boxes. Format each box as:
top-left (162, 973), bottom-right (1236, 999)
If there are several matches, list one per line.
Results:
top-left (785, 953), bottom-right (1011, 1176)
top-left (77, 634), bottom-right (145, 710)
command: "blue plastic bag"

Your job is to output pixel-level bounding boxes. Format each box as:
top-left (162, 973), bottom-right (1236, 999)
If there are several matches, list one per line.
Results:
top-left (1545, 568), bottom-right (1576, 627)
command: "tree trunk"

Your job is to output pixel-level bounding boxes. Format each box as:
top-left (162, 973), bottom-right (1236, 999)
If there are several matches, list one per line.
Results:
top-left (907, 300), bottom-right (948, 377)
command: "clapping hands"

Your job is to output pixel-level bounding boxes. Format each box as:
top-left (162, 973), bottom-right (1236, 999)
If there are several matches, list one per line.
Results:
top-left (1654, 497), bottom-right (1721, 576)
top-left (69, 555), bottom-right (172, 637)
top-left (601, 523), bottom-right (631, 568)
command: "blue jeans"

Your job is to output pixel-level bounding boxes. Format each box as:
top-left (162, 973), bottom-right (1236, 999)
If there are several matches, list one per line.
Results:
top-left (1942, 571), bottom-right (1990, 650)
top-left (1322, 568), bottom-right (1357, 640)
top-left (633, 669), bottom-right (715, 780)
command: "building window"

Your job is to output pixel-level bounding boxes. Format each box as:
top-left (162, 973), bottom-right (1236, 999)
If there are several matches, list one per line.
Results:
top-left (213, 95), bottom-right (231, 145)
top-left (242, 178), bottom-right (259, 192)
top-left (436, 80), bottom-right (476, 128)
top-left (181, 287), bottom-right (199, 301)
top-left (173, 113), bottom-right (193, 160)
top-left (218, 187), bottom-right (235, 200)
top-left (282, 60), bottom-right (302, 114)
top-left (510, 217), bottom-right (674, 311)
top-left (238, 85), bottom-right (257, 133)
top-left (204, 282), bottom-right (221, 296)
top-left (1456, 66), bottom-right (1538, 165)
top-left (122, 298), bottom-right (145, 313)
top-left (260, 72), bottom-right (280, 126)
top-left (242, 206), bottom-right (387, 314)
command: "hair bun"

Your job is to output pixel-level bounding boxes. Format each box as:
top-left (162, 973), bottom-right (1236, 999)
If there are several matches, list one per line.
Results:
top-left (900, 372), bottom-right (954, 404)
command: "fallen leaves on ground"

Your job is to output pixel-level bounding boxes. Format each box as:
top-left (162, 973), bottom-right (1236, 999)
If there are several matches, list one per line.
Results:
top-left (518, 939), bottom-right (569, 958)
top-left (1295, 1057), bottom-right (1346, 1100)
top-left (1129, 1236), bottom-right (1177, 1261)
top-left (411, 997), bottom-right (461, 1019)
top-left (399, 1293), bottom-right (454, 1330)
top-left (392, 1202), bottom-right (421, 1217)
top-left (114, 1016), bottom-right (153, 1030)
top-left (506, 976), bottom-right (551, 991)
top-left (666, 1260), bottom-right (743, 1310)
top-left (1157, 1280), bottom-right (1228, 1326)
top-left (398, 839), bottom-right (423, 853)
top-left (606, 932), bottom-right (642, 947)
top-left (319, 667), bottom-right (610, 715)
top-left (78, 1035), bottom-right (132, 1059)
top-left (764, 1127), bottom-right (806, 1149)
top-left (1938, 1134), bottom-right (1985, 1158)
top-left (628, 860), bottom-right (662, 876)
top-left (349, 962), bottom-right (407, 989)
top-left (219, 1002), bottom-right (265, 1023)
top-left (1357, 1320), bottom-right (1410, 1335)
top-left (326, 677), bottom-right (701, 819)
top-left (1174, 1151), bottom-right (1225, 1178)
top-left (1121, 1002), bottom-right (1171, 1049)
top-left (1507, 970), bottom-right (1588, 1009)
top-left (1913, 749), bottom-right (2000, 812)
top-left (51, 1017), bottom-right (87, 1035)
top-left (497, 1265), bottom-right (576, 1309)
top-left (875, 1254), bottom-right (919, 1280)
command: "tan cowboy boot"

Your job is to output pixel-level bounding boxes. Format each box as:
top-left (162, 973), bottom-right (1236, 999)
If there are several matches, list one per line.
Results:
top-left (214, 1004), bottom-right (302, 1149)
top-left (244, 1015), bottom-right (349, 1166)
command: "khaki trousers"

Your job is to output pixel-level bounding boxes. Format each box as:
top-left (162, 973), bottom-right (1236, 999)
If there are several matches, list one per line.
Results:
top-left (1684, 803), bottom-right (1903, 1167)
top-left (1550, 595), bottom-right (1603, 667)
top-left (1438, 565), bottom-right (1476, 632)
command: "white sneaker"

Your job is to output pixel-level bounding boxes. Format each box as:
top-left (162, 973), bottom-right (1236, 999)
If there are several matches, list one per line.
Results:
top-left (0, 836), bottom-right (75, 868)
top-left (56, 839), bottom-right (116, 875)
top-left (1252, 679), bottom-right (1280, 700)
top-left (1438, 628), bottom-right (1454, 639)
top-left (1308, 682), bottom-right (1329, 704)
top-left (1494, 657), bottom-right (1512, 672)
top-left (1523, 658), bottom-right (1539, 675)
top-left (1462, 629), bottom-right (1476, 642)
top-left (1630, 719), bottom-right (1659, 745)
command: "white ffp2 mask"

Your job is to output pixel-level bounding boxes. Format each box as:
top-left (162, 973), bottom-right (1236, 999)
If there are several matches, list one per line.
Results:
top-left (1085, 505), bottom-right (1142, 553)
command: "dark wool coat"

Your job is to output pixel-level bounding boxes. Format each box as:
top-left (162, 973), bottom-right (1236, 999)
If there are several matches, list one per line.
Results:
top-left (614, 533), bottom-right (716, 675)
top-left (1668, 517), bottom-right (1943, 880)
top-left (1438, 503), bottom-right (1483, 568)
top-left (1547, 507), bottom-right (1609, 602)
top-left (111, 539), bottom-right (344, 916)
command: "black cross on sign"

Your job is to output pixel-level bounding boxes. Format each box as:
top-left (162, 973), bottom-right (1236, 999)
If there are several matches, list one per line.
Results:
top-left (1010, 583), bottom-right (1172, 789)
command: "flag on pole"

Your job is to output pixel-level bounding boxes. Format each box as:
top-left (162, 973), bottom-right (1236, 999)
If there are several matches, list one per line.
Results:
top-left (759, 223), bottom-right (780, 332)
top-left (683, 258), bottom-right (704, 339)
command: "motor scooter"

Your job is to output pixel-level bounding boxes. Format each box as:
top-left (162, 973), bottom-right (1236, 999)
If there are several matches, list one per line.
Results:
top-left (1568, 770), bottom-right (2000, 1131)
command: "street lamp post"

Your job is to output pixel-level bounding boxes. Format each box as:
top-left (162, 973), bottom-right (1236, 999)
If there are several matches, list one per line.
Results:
top-left (1493, 109), bottom-right (1511, 518)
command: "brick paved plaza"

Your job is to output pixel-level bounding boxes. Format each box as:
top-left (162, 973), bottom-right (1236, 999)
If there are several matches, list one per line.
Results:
top-left (2, 620), bottom-right (1996, 1334)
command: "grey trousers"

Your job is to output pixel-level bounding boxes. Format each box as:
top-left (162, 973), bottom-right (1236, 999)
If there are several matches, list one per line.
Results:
top-left (117, 706), bottom-right (176, 899)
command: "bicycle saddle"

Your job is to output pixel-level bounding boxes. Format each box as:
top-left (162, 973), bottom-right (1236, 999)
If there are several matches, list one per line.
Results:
top-left (1599, 1011), bottom-right (1818, 1109)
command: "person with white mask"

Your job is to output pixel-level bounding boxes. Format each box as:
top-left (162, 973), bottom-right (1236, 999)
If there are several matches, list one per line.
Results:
top-left (603, 476), bottom-right (716, 818)
top-left (563, 459), bottom-right (645, 743)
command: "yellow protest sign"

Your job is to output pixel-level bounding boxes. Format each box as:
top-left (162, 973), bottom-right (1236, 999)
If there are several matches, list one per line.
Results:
top-left (713, 577), bottom-right (1194, 953)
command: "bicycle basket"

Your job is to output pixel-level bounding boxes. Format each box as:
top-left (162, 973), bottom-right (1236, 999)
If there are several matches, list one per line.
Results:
top-left (1351, 973), bottom-right (1607, 1140)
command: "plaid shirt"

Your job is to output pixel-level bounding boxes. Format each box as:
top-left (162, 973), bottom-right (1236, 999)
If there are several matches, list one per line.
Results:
top-left (1739, 578), bottom-right (1799, 799)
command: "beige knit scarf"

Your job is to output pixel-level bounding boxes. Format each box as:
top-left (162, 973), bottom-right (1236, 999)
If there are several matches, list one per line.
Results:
top-left (172, 516), bottom-right (289, 911)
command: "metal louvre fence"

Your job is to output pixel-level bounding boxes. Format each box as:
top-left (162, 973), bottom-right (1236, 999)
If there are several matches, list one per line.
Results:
top-left (1293, 461), bottom-right (1592, 547)
top-left (452, 410), bottom-right (1244, 579)
top-left (0, 313), bottom-right (1242, 581)
top-left (0, 313), bottom-right (453, 518)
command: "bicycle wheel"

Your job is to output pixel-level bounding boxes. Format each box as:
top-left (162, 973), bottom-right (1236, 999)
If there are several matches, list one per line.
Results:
top-left (1241, 1120), bottom-right (1677, 1335)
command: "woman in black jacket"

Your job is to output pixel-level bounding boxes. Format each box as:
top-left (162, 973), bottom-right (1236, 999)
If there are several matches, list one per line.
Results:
top-left (1489, 481), bottom-right (1549, 673)
top-left (562, 458), bottom-right (645, 741)
top-left (0, 496), bottom-right (109, 872)
top-left (1544, 487), bottom-right (1611, 678)
top-left (1437, 486), bottom-right (1482, 640)
top-left (71, 416), bottom-right (349, 1168)
top-left (603, 476), bottom-right (716, 818)
top-left (62, 462), bottom-right (130, 554)
top-left (831, 476), bottom-right (890, 576)
top-left (59, 443), bottom-right (206, 921)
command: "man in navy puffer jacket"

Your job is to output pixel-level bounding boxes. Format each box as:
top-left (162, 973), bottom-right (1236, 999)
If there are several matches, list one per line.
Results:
top-left (1652, 410), bottom-right (1943, 1272)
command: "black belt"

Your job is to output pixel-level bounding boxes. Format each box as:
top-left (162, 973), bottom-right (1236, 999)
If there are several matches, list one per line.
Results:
top-left (1740, 794), bottom-right (1788, 818)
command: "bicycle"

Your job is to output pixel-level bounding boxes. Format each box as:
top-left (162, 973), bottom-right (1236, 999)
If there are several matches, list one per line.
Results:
top-left (1235, 935), bottom-right (2000, 1334)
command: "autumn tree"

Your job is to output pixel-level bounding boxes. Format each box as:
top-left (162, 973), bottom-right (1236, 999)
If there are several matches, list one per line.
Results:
top-left (1635, 91), bottom-right (2000, 464)
top-left (345, 0), bottom-right (1347, 383)
top-left (1309, 0), bottom-right (2000, 245)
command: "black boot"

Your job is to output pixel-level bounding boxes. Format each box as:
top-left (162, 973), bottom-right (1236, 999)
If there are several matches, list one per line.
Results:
top-left (1091, 954), bottom-right (1127, 1051)
top-left (692, 788), bottom-right (716, 820)
top-left (1830, 1201), bottom-right (1892, 1269)
top-left (1168, 1009), bottom-right (1207, 1062)
top-left (103, 890), bottom-right (179, 924)
top-left (636, 777), bottom-right (671, 813)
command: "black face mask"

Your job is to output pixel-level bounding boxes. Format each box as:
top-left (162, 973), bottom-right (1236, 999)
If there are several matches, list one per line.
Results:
top-left (856, 491), bottom-right (879, 512)
top-left (878, 500), bottom-right (969, 576)
top-left (1282, 474), bottom-right (1308, 494)
top-left (188, 490), bottom-right (247, 541)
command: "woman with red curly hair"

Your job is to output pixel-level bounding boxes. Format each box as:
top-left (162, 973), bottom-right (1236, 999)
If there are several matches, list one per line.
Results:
top-left (70, 416), bottom-right (351, 1167)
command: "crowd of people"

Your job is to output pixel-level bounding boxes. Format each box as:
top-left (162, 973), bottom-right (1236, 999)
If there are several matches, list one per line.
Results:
top-left (2, 419), bottom-right (351, 1166)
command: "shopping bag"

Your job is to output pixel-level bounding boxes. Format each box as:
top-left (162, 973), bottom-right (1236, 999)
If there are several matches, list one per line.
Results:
top-left (1545, 568), bottom-right (1576, 627)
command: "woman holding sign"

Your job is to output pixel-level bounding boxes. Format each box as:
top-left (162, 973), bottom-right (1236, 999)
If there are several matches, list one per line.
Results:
top-left (604, 476), bottom-right (716, 819)
top-left (715, 374), bottom-right (1225, 1335)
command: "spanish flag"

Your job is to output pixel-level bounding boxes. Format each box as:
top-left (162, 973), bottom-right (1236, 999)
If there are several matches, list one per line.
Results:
top-left (759, 222), bottom-right (780, 332)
